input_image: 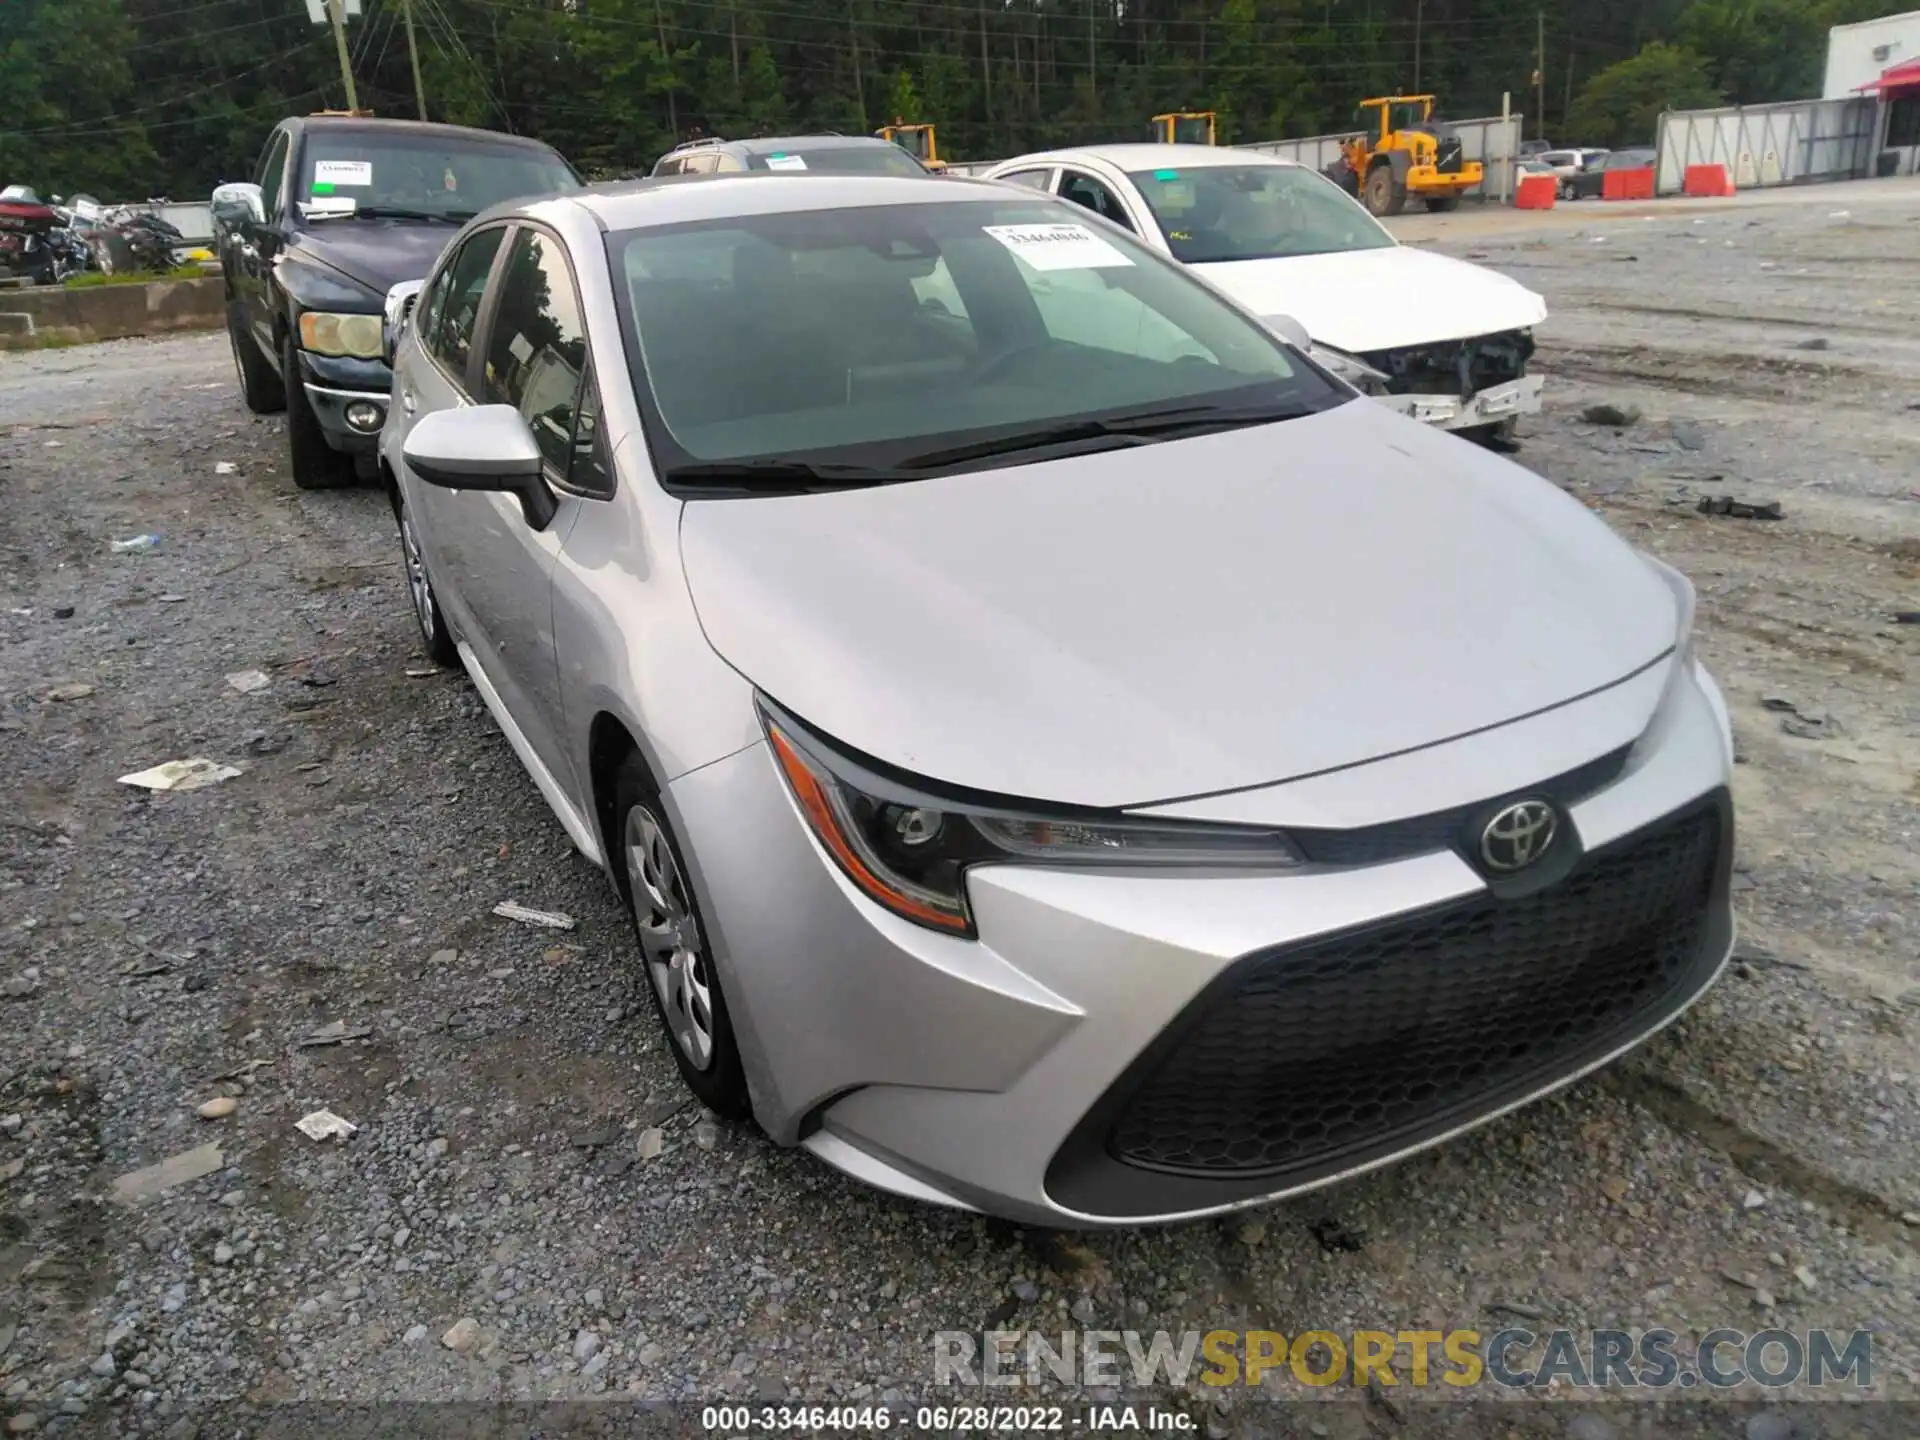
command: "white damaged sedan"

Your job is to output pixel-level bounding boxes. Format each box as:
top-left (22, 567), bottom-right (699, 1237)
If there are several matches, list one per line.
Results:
top-left (981, 143), bottom-right (1547, 436)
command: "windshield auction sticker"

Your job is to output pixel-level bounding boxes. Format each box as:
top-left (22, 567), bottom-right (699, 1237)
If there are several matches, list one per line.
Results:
top-left (983, 222), bottom-right (1134, 271)
top-left (313, 160), bottom-right (373, 187)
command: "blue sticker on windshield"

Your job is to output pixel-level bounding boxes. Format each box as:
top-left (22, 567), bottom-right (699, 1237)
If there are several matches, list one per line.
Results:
top-left (1154, 169), bottom-right (1180, 180)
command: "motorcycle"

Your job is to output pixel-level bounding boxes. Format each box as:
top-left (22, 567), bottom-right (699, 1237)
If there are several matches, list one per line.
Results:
top-left (92, 200), bottom-right (186, 275)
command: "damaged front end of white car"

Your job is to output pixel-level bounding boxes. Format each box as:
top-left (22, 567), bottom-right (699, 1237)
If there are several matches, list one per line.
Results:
top-left (1265, 313), bottom-right (1541, 436)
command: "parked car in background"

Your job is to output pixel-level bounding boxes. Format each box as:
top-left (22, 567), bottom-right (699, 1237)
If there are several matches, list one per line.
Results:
top-left (1518, 138), bottom-right (1553, 157)
top-left (979, 144), bottom-right (1547, 438)
top-left (651, 133), bottom-right (931, 178)
top-left (211, 113), bottom-right (578, 489)
top-left (1567, 148), bottom-right (1659, 200)
top-left (377, 171), bottom-right (1735, 1227)
top-left (1536, 148), bottom-right (1610, 199)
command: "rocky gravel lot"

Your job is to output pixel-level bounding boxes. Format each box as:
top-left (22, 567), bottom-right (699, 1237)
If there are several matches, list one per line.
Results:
top-left (1, 187), bottom-right (1916, 1438)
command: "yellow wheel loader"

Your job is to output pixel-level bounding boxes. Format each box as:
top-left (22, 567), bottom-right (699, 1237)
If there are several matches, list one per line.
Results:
top-left (1329, 96), bottom-right (1482, 217)
top-left (876, 121), bottom-right (946, 172)
top-left (1151, 112), bottom-right (1216, 146)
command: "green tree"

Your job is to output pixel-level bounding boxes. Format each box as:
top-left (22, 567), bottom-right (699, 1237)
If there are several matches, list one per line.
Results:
top-left (1567, 41), bottom-right (1725, 147)
top-left (1677, 0), bottom-right (1824, 103)
top-left (0, 0), bottom-right (157, 197)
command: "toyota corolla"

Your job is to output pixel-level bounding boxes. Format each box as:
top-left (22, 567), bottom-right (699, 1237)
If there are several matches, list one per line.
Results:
top-left (378, 173), bottom-right (1736, 1227)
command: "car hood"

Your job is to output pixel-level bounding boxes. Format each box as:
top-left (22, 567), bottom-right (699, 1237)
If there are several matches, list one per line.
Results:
top-left (679, 401), bottom-right (1676, 810)
top-left (1192, 245), bottom-right (1547, 355)
top-left (288, 222), bottom-right (456, 300)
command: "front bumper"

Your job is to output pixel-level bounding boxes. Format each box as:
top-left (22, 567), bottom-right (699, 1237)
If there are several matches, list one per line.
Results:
top-left (666, 660), bottom-right (1735, 1227)
top-left (295, 349), bottom-right (392, 455)
top-left (1375, 373), bottom-right (1543, 431)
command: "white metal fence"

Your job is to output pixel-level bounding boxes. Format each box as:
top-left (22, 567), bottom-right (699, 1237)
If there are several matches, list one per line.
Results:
top-left (944, 113), bottom-right (1526, 201)
top-left (1653, 98), bottom-right (1880, 195)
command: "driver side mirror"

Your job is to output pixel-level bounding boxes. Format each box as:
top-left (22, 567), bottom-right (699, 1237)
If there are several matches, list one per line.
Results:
top-left (210, 181), bottom-right (265, 227)
top-left (383, 279), bottom-right (424, 366)
top-left (402, 406), bottom-right (558, 531)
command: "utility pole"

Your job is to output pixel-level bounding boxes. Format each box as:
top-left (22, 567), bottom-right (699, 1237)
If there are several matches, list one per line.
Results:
top-left (1535, 10), bottom-right (1545, 142)
top-left (326, 0), bottom-right (359, 113)
top-left (403, 0), bottom-right (428, 121)
top-left (1414, 0), bottom-right (1424, 93)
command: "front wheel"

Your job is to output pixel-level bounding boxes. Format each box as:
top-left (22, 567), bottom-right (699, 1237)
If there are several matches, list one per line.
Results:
top-left (617, 756), bottom-right (752, 1120)
top-left (396, 490), bottom-right (459, 668)
top-left (281, 332), bottom-right (354, 490)
top-left (1363, 165), bottom-right (1406, 217)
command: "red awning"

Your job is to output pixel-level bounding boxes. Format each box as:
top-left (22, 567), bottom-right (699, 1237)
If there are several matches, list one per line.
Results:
top-left (1856, 56), bottom-right (1920, 96)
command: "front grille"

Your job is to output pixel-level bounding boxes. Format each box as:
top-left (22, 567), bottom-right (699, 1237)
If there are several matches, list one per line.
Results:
top-left (1436, 136), bottom-right (1465, 174)
top-left (1360, 328), bottom-right (1534, 400)
top-left (1290, 743), bottom-right (1630, 868)
top-left (1106, 801), bottom-right (1723, 1180)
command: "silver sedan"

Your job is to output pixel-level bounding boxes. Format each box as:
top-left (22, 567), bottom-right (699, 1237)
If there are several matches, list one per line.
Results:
top-left (377, 172), bottom-right (1736, 1227)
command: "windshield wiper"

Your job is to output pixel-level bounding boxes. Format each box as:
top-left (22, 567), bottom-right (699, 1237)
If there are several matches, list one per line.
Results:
top-left (661, 458), bottom-right (921, 492)
top-left (896, 400), bottom-right (1319, 471)
top-left (349, 205), bottom-right (475, 223)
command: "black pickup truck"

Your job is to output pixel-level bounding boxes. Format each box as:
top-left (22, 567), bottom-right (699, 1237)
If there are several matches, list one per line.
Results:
top-left (212, 114), bottom-right (578, 489)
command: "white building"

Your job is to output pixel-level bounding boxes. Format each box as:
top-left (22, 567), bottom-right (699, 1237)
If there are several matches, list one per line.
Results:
top-left (1823, 9), bottom-right (1920, 98)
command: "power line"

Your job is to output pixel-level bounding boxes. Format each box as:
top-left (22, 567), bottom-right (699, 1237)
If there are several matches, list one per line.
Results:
top-left (0, 42), bottom-right (321, 138)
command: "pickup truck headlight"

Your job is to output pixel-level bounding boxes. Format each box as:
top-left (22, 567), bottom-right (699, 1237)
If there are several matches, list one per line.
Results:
top-left (298, 310), bottom-right (385, 360)
top-left (761, 703), bottom-right (1303, 935)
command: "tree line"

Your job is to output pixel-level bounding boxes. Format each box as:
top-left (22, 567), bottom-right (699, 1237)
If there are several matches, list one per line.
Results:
top-left (0, 0), bottom-right (1899, 199)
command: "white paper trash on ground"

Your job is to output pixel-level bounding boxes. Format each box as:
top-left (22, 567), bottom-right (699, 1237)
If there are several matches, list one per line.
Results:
top-left (118, 759), bottom-right (243, 792)
top-left (295, 1110), bottom-right (358, 1142)
top-left (225, 669), bottom-right (271, 694)
top-left (492, 900), bottom-right (577, 931)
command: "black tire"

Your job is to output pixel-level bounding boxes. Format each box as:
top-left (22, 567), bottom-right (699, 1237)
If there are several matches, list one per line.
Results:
top-left (281, 332), bottom-right (354, 490)
top-left (227, 302), bottom-right (285, 414)
top-left (1363, 164), bottom-right (1406, 217)
top-left (1424, 194), bottom-right (1460, 213)
top-left (395, 487), bottom-right (459, 669)
top-left (614, 754), bottom-right (752, 1120)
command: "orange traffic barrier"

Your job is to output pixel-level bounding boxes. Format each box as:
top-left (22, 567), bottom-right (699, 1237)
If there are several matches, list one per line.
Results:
top-left (1515, 173), bottom-right (1556, 209)
top-left (1683, 164), bottom-right (1736, 197)
top-left (1601, 166), bottom-right (1656, 201)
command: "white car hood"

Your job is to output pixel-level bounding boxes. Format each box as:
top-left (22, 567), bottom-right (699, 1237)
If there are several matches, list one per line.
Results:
top-left (680, 400), bottom-right (1674, 810)
top-left (1194, 245), bottom-right (1547, 355)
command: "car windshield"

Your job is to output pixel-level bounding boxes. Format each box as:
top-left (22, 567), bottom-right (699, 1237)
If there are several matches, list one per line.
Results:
top-left (1126, 164), bottom-right (1395, 264)
top-left (295, 131), bottom-right (578, 220)
top-left (746, 146), bottom-right (927, 177)
top-left (609, 197), bottom-right (1342, 482)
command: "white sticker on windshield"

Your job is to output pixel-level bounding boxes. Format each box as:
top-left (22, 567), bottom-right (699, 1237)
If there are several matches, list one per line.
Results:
top-left (314, 160), bottom-right (373, 187)
top-left (765, 153), bottom-right (807, 171)
top-left (982, 222), bottom-right (1133, 271)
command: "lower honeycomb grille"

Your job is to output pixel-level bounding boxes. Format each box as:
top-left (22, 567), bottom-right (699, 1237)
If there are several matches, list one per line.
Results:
top-left (1106, 803), bottom-right (1723, 1180)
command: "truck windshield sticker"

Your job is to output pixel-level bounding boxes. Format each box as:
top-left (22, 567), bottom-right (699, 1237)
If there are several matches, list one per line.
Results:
top-left (982, 222), bottom-right (1134, 272)
top-left (765, 154), bottom-right (808, 171)
top-left (313, 160), bottom-right (374, 187)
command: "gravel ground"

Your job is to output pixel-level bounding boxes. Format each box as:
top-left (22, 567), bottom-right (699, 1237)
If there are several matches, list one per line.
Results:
top-left (1, 185), bottom-right (1916, 1438)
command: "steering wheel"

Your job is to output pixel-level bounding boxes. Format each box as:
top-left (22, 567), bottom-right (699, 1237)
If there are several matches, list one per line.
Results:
top-left (973, 339), bottom-right (1053, 384)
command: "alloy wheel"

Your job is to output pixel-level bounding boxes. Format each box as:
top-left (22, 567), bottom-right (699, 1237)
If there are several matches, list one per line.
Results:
top-left (625, 806), bottom-right (715, 1070)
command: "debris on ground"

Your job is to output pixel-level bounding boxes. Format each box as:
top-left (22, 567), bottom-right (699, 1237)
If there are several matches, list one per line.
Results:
top-left (298, 1019), bottom-right (373, 1048)
top-left (492, 900), bottom-right (577, 931)
top-left (294, 1109), bottom-right (358, 1142)
top-left (1581, 403), bottom-right (1641, 427)
top-left (109, 533), bottom-right (160, 553)
top-left (1781, 711), bottom-right (1842, 740)
top-left (117, 758), bottom-right (242, 792)
top-left (637, 1127), bottom-right (665, 1161)
top-left (43, 681), bottom-right (95, 702)
top-left (196, 1096), bottom-right (237, 1120)
top-left (224, 668), bottom-right (271, 693)
top-left (214, 461), bottom-right (237, 475)
top-left (109, 1143), bottom-right (224, 1204)
top-left (1669, 418), bottom-right (1707, 451)
top-left (1892, 611), bottom-right (1920, 625)
top-left (441, 1318), bottom-right (481, 1353)
top-left (1697, 495), bottom-right (1784, 521)
top-left (1794, 338), bottom-right (1831, 352)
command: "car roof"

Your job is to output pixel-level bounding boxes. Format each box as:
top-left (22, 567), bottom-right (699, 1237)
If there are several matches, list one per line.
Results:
top-left (729, 134), bottom-right (904, 155)
top-left (988, 143), bottom-right (1302, 172)
top-left (515, 172), bottom-right (1032, 233)
top-left (289, 115), bottom-right (563, 155)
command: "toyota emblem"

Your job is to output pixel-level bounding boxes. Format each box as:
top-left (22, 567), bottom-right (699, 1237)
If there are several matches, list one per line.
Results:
top-left (1480, 800), bottom-right (1558, 872)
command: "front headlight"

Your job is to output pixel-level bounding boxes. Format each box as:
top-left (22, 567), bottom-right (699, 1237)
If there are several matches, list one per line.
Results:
top-left (761, 704), bottom-right (1304, 935)
top-left (298, 310), bottom-right (385, 359)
